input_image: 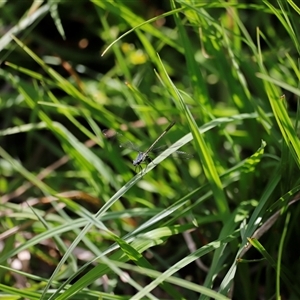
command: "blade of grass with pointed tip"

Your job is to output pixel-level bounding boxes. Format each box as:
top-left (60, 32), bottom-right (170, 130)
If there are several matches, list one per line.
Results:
top-left (156, 53), bottom-right (230, 219)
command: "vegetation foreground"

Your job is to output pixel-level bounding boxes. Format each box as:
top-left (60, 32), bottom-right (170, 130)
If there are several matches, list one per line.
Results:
top-left (0, 1), bottom-right (300, 299)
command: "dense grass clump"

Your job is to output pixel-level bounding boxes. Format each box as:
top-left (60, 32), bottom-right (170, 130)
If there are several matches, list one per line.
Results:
top-left (0, 1), bottom-right (300, 299)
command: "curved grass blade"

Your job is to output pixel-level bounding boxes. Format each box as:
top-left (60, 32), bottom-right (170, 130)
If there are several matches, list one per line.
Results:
top-left (151, 145), bottom-right (193, 159)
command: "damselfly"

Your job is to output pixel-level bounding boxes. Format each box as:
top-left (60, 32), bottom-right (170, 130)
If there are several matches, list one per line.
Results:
top-left (103, 121), bottom-right (192, 172)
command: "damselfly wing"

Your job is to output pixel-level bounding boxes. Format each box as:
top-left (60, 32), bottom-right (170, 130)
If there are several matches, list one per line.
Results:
top-left (103, 121), bottom-right (192, 172)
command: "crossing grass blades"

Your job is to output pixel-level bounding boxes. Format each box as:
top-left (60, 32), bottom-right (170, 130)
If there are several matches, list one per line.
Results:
top-left (103, 121), bottom-right (192, 173)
